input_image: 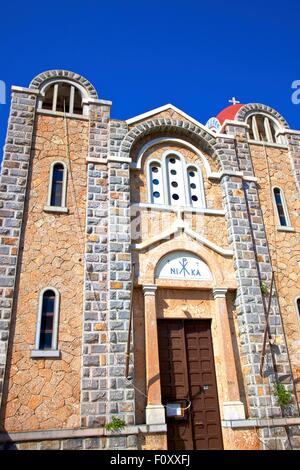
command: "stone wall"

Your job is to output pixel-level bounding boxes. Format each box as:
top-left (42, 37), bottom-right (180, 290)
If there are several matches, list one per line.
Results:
top-left (249, 143), bottom-right (300, 405)
top-left (2, 114), bottom-right (88, 431)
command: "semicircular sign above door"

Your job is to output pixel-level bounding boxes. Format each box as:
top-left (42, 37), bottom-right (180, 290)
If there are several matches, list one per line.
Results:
top-left (155, 251), bottom-right (213, 281)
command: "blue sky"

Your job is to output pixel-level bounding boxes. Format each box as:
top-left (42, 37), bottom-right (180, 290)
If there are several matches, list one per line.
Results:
top-left (0, 0), bottom-right (300, 158)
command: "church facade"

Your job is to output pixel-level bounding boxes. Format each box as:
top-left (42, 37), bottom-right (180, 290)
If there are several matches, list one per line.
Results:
top-left (0, 70), bottom-right (300, 450)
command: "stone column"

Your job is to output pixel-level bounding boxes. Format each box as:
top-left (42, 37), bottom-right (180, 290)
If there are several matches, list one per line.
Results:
top-left (143, 285), bottom-right (165, 425)
top-left (213, 288), bottom-right (245, 420)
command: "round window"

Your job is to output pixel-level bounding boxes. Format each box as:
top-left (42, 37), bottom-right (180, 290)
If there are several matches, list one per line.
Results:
top-left (191, 195), bottom-right (198, 201)
top-left (153, 191), bottom-right (160, 198)
top-left (169, 158), bottom-right (176, 164)
top-left (190, 183), bottom-right (196, 189)
top-left (170, 169), bottom-right (177, 175)
top-left (152, 167), bottom-right (159, 173)
top-left (172, 194), bottom-right (179, 200)
top-left (189, 171), bottom-right (195, 177)
top-left (171, 182), bottom-right (178, 187)
top-left (153, 179), bottom-right (159, 185)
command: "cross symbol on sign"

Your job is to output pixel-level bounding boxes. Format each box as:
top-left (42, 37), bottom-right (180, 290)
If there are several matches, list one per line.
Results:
top-left (179, 258), bottom-right (190, 277)
top-left (229, 97), bottom-right (240, 106)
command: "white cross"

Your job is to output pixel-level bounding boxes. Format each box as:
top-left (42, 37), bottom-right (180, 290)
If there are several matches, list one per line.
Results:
top-left (229, 97), bottom-right (240, 105)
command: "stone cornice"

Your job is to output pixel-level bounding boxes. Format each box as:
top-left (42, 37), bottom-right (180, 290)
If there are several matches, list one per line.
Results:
top-left (11, 85), bottom-right (40, 95)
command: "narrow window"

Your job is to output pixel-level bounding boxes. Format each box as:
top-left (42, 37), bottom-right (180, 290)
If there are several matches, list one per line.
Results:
top-left (73, 87), bottom-right (83, 114)
top-left (274, 188), bottom-right (288, 226)
top-left (149, 162), bottom-right (164, 204)
top-left (187, 166), bottom-right (204, 208)
top-left (42, 84), bottom-right (55, 110)
top-left (247, 116), bottom-right (255, 140)
top-left (39, 290), bottom-right (56, 350)
top-left (297, 299), bottom-right (300, 323)
top-left (166, 154), bottom-right (186, 206)
top-left (50, 163), bottom-right (65, 207)
top-left (56, 83), bottom-right (71, 113)
top-left (256, 115), bottom-right (268, 141)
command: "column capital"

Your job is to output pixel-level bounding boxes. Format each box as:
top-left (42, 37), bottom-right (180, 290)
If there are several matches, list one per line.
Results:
top-left (143, 285), bottom-right (157, 296)
top-left (213, 287), bottom-right (228, 299)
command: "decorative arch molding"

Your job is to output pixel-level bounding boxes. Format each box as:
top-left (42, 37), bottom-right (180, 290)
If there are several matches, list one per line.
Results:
top-left (29, 70), bottom-right (98, 99)
top-left (140, 238), bottom-right (225, 286)
top-left (133, 137), bottom-right (213, 176)
top-left (120, 118), bottom-right (224, 171)
top-left (236, 103), bottom-right (289, 128)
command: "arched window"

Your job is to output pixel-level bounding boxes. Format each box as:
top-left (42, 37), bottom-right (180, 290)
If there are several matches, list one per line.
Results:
top-left (41, 82), bottom-right (84, 115)
top-left (45, 162), bottom-right (68, 212)
top-left (147, 151), bottom-right (206, 209)
top-left (149, 161), bottom-right (165, 204)
top-left (51, 163), bottom-right (64, 206)
top-left (273, 187), bottom-right (290, 227)
top-left (32, 288), bottom-right (60, 357)
top-left (246, 114), bottom-right (284, 144)
top-left (166, 154), bottom-right (186, 206)
top-left (186, 165), bottom-right (205, 208)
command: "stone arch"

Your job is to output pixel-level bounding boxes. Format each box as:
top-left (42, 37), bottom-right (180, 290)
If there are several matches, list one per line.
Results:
top-left (29, 70), bottom-right (98, 99)
top-left (236, 103), bottom-right (289, 128)
top-left (120, 118), bottom-right (225, 171)
top-left (140, 238), bottom-right (224, 286)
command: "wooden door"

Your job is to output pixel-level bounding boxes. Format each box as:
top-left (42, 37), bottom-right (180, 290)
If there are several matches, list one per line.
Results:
top-left (158, 319), bottom-right (223, 450)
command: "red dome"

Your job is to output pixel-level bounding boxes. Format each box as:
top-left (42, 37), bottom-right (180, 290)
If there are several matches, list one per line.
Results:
top-left (216, 104), bottom-right (244, 125)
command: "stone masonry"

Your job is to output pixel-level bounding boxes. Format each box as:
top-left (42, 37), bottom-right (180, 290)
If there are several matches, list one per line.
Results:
top-left (1, 70), bottom-right (300, 450)
top-left (0, 87), bottom-right (38, 411)
top-left (220, 123), bottom-right (299, 449)
top-left (81, 101), bottom-right (110, 428)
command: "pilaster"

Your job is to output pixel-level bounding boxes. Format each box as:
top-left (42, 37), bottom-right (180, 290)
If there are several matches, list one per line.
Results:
top-left (80, 101), bottom-right (110, 428)
top-left (0, 87), bottom-right (38, 414)
top-left (220, 123), bottom-right (299, 449)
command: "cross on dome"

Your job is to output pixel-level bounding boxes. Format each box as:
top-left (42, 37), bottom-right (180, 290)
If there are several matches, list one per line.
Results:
top-left (228, 97), bottom-right (240, 105)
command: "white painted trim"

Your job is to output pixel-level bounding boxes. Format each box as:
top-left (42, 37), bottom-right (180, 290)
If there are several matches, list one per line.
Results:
top-left (222, 417), bottom-right (300, 429)
top-left (126, 103), bottom-right (216, 136)
top-left (82, 97), bottom-right (112, 106)
top-left (208, 170), bottom-right (244, 180)
top-left (132, 137), bottom-right (212, 176)
top-left (43, 205), bottom-right (69, 214)
top-left (294, 297), bottom-right (300, 333)
top-left (132, 203), bottom-right (225, 216)
top-left (272, 186), bottom-right (292, 228)
top-left (147, 159), bottom-right (165, 204)
top-left (248, 139), bottom-right (288, 149)
top-left (34, 287), bottom-right (60, 352)
top-left (31, 350), bottom-right (60, 358)
top-left (46, 161), bottom-right (68, 209)
top-left (52, 83), bottom-right (58, 112)
top-left (219, 119), bottom-right (250, 133)
top-left (11, 85), bottom-right (40, 95)
top-left (86, 157), bottom-right (107, 164)
top-left (132, 221), bottom-right (233, 257)
top-left (36, 109), bottom-right (90, 121)
top-left (108, 156), bottom-right (132, 163)
top-left (162, 150), bottom-right (187, 207)
top-left (0, 424), bottom-right (168, 443)
top-left (213, 287), bottom-right (228, 299)
top-left (186, 163), bottom-right (206, 208)
top-left (276, 226), bottom-right (295, 232)
top-left (184, 227), bottom-right (233, 257)
top-left (277, 128), bottom-right (300, 136)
